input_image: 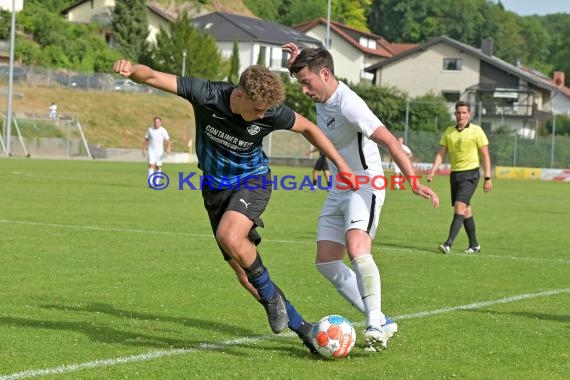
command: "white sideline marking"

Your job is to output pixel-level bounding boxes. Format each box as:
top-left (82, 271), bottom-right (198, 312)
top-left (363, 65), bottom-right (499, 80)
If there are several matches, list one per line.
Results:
top-left (2, 219), bottom-right (570, 264)
top-left (1, 288), bottom-right (569, 380)
top-left (394, 288), bottom-right (570, 320)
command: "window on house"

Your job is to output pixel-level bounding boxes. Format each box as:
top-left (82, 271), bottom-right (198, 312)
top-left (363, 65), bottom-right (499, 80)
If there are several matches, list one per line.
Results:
top-left (442, 91), bottom-right (460, 103)
top-left (358, 37), bottom-right (377, 50)
top-left (281, 50), bottom-right (289, 68)
top-left (443, 58), bottom-right (462, 71)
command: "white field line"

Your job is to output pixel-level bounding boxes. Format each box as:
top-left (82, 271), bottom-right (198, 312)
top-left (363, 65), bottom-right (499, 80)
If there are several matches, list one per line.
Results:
top-left (1, 219), bottom-right (570, 265)
top-left (1, 288), bottom-right (569, 380)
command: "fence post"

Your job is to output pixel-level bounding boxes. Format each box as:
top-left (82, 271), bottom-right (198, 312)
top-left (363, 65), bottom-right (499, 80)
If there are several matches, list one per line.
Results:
top-left (404, 99), bottom-right (409, 144)
top-left (513, 133), bottom-right (517, 167)
top-left (550, 112), bottom-right (556, 168)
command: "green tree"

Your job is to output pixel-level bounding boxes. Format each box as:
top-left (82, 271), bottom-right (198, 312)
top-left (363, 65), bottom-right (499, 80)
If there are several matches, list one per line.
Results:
top-left (26, 0), bottom-right (72, 12)
top-left (351, 83), bottom-right (407, 130)
top-left (112, 0), bottom-right (149, 62)
top-left (368, 0), bottom-right (494, 44)
top-left (367, 0), bottom-right (430, 42)
top-left (276, 0), bottom-right (372, 30)
top-left (256, 47), bottom-right (265, 65)
top-left (331, 0), bottom-right (372, 32)
top-left (16, 3), bottom-right (120, 71)
top-left (228, 40), bottom-right (240, 84)
top-left (244, 0), bottom-right (280, 21)
top-left (0, 10), bottom-right (10, 40)
top-left (407, 93), bottom-right (452, 132)
top-left (541, 13), bottom-right (570, 86)
top-left (546, 114), bottom-right (570, 136)
top-left (283, 75), bottom-right (317, 122)
top-left (517, 16), bottom-right (552, 72)
top-left (490, 7), bottom-right (526, 65)
top-left (279, 0), bottom-right (326, 26)
top-left (150, 10), bottom-right (224, 79)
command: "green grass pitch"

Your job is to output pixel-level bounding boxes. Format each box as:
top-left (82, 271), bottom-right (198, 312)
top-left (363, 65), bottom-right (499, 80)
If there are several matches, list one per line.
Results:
top-left (0, 158), bottom-right (568, 379)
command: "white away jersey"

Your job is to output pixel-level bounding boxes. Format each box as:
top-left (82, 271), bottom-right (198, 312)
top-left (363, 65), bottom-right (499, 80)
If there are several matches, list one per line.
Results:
top-left (145, 126), bottom-right (170, 152)
top-left (316, 81), bottom-right (384, 179)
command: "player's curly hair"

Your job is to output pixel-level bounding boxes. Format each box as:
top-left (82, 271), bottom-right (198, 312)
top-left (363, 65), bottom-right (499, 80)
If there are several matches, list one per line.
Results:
top-left (238, 65), bottom-right (285, 108)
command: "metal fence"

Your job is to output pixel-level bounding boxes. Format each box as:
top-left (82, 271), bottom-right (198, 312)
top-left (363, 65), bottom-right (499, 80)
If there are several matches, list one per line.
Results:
top-left (262, 129), bottom-right (570, 169)
top-left (2, 65), bottom-right (568, 168)
top-left (0, 64), bottom-right (155, 93)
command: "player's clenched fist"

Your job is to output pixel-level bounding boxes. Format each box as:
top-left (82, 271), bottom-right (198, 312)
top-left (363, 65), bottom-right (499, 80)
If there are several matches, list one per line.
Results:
top-left (113, 59), bottom-right (134, 78)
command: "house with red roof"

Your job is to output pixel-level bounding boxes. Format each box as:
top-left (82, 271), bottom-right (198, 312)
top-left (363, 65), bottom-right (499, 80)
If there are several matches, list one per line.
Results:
top-left (364, 36), bottom-right (570, 136)
top-left (293, 18), bottom-right (417, 84)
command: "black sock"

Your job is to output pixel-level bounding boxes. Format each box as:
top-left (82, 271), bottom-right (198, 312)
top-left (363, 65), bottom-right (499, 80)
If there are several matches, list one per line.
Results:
top-left (463, 216), bottom-right (478, 248)
top-left (445, 214), bottom-right (464, 246)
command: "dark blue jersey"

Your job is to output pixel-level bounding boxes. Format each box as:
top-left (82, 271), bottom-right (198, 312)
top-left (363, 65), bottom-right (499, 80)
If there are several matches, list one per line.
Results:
top-left (177, 76), bottom-right (295, 187)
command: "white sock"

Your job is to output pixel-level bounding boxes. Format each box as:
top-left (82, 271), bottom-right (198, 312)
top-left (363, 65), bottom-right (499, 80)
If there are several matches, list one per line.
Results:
top-left (148, 168), bottom-right (154, 178)
top-left (351, 254), bottom-right (385, 329)
top-left (316, 260), bottom-right (365, 313)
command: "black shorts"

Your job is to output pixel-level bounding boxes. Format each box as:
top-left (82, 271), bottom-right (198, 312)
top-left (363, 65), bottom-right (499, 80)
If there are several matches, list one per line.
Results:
top-left (201, 173), bottom-right (272, 261)
top-left (450, 168), bottom-right (480, 206)
top-left (314, 154), bottom-right (329, 171)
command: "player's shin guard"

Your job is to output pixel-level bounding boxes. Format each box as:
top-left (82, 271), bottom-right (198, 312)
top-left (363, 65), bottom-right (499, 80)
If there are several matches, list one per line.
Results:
top-left (316, 260), bottom-right (365, 313)
top-left (244, 253), bottom-right (275, 302)
top-left (351, 254), bottom-right (383, 328)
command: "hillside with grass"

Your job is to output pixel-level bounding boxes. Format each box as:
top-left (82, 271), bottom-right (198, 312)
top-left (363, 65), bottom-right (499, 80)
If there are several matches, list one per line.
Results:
top-left (9, 84), bottom-right (196, 152)
top-left (152, 0), bottom-right (254, 17)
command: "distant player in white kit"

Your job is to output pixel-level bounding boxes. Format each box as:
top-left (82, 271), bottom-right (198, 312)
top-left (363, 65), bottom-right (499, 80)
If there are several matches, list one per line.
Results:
top-left (392, 137), bottom-right (413, 190)
top-left (143, 116), bottom-right (171, 183)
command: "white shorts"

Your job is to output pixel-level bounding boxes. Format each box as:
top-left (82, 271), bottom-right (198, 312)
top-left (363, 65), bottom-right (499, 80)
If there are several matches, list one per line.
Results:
top-left (316, 186), bottom-right (385, 245)
top-left (148, 150), bottom-right (164, 166)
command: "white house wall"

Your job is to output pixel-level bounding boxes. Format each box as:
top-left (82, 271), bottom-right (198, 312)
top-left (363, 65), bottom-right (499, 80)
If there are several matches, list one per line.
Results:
top-left (64, 0), bottom-right (167, 44)
top-left (379, 42), bottom-right (480, 98)
top-left (147, 12), bottom-right (171, 44)
top-left (65, 0), bottom-right (114, 23)
top-left (302, 25), bottom-right (365, 85)
top-left (554, 92), bottom-right (570, 115)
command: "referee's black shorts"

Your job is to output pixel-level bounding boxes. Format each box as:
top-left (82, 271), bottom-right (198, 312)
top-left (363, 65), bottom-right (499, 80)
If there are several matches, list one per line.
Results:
top-left (450, 168), bottom-right (480, 206)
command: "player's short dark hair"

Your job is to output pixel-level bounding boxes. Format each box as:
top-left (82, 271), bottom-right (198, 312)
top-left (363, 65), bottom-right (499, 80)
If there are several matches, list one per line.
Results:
top-left (288, 48), bottom-right (335, 76)
top-left (455, 101), bottom-right (471, 111)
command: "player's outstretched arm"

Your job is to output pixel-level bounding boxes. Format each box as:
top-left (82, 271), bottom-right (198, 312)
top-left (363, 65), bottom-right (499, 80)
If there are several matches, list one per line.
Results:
top-left (371, 127), bottom-right (439, 207)
top-left (112, 59), bottom-right (178, 95)
top-left (291, 112), bottom-right (355, 188)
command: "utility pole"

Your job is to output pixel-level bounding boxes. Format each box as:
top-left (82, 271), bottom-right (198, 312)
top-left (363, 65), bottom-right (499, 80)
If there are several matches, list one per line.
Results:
top-left (326, 0), bottom-right (331, 49)
top-left (3, 0), bottom-right (18, 156)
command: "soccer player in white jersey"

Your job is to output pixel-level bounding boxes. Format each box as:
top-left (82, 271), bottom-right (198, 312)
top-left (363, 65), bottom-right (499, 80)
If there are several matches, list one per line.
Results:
top-left (284, 42), bottom-right (440, 351)
top-left (143, 116), bottom-right (171, 184)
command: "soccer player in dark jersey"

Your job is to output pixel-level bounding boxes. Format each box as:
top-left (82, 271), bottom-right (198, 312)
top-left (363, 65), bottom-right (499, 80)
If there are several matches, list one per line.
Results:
top-left (112, 59), bottom-right (355, 353)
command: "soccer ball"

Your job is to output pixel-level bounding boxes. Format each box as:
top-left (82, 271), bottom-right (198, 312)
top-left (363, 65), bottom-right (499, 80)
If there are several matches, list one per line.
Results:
top-left (311, 315), bottom-right (356, 359)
